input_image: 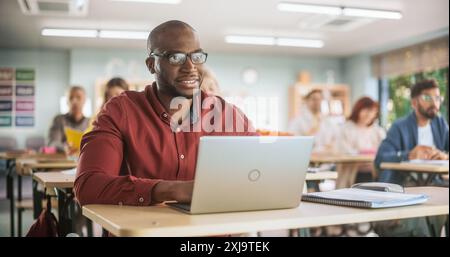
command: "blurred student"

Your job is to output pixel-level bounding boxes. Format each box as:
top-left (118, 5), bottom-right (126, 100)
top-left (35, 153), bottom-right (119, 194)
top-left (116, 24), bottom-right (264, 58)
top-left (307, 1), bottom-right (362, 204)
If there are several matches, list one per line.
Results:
top-left (335, 97), bottom-right (385, 187)
top-left (85, 77), bottom-right (130, 134)
top-left (337, 97), bottom-right (385, 155)
top-left (103, 77), bottom-right (130, 106)
top-left (375, 79), bottom-right (448, 184)
top-left (288, 89), bottom-right (337, 153)
top-left (374, 79), bottom-right (448, 237)
top-left (48, 86), bottom-right (90, 154)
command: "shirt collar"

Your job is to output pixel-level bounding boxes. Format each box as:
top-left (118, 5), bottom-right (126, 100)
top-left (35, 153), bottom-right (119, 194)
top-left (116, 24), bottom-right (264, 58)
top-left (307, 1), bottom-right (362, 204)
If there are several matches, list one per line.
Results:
top-left (146, 82), bottom-right (207, 125)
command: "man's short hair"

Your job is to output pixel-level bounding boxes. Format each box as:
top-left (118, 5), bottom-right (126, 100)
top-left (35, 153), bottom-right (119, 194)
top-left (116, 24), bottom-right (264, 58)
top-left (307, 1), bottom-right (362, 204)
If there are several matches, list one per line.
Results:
top-left (147, 20), bottom-right (196, 55)
top-left (304, 89), bottom-right (323, 100)
top-left (411, 79), bottom-right (439, 98)
top-left (68, 85), bottom-right (85, 95)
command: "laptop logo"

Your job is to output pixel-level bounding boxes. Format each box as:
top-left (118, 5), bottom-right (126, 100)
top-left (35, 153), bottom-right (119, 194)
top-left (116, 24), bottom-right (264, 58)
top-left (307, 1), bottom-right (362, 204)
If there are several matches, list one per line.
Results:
top-left (248, 169), bottom-right (261, 182)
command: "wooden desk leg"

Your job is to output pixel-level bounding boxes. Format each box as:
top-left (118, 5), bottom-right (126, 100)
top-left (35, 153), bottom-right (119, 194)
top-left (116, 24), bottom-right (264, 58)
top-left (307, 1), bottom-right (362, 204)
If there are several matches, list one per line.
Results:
top-left (336, 164), bottom-right (358, 189)
top-left (56, 188), bottom-right (74, 237)
top-left (424, 174), bottom-right (437, 186)
top-left (32, 180), bottom-right (43, 219)
top-left (6, 160), bottom-right (15, 237)
top-left (446, 216), bottom-right (449, 237)
top-left (86, 219), bottom-right (93, 237)
top-left (336, 164), bottom-right (347, 189)
top-left (17, 175), bottom-right (22, 237)
top-left (348, 164), bottom-right (359, 187)
top-left (417, 173), bottom-right (425, 186)
top-left (102, 228), bottom-right (109, 237)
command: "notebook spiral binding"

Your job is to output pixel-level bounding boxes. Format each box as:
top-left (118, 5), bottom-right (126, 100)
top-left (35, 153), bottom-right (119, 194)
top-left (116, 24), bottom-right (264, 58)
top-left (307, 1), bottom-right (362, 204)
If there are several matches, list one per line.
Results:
top-left (301, 195), bottom-right (372, 208)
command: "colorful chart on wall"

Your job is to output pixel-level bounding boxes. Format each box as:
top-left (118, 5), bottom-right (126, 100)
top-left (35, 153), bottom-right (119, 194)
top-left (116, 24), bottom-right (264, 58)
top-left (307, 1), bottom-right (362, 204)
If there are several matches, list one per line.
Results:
top-left (0, 67), bottom-right (35, 128)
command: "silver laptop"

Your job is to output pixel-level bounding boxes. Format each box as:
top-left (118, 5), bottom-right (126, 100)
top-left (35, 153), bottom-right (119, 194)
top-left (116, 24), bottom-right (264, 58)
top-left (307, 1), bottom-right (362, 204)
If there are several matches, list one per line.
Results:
top-left (167, 136), bottom-right (314, 214)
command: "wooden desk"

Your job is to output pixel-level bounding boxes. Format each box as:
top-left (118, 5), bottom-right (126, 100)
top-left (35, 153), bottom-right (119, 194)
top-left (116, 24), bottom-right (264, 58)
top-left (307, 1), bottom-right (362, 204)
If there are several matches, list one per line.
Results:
top-left (30, 171), bottom-right (332, 189)
top-left (15, 158), bottom-right (76, 176)
top-left (1, 152), bottom-right (70, 237)
top-left (305, 171), bottom-right (337, 181)
top-left (83, 187), bottom-right (448, 237)
top-left (381, 162), bottom-right (449, 186)
top-left (14, 158), bottom-right (77, 236)
top-left (310, 154), bottom-right (374, 189)
top-left (380, 162), bottom-right (449, 173)
top-left (0, 152), bottom-right (24, 160)
top-left (310, 154), bottom-right (374, 164)
top-left (33, 172), bottom-right (75, 189)
top-left (32, 171), bottom-right (89, 236)
top-left (0, 151), bottom-right (66, 160)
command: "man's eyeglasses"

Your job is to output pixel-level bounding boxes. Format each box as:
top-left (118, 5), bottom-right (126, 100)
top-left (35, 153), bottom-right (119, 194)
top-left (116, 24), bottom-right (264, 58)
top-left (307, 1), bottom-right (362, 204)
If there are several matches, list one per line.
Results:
top-left (150, 51), bottom-right (208, 66)
top-left (420, 94), bottom-right (444, 103)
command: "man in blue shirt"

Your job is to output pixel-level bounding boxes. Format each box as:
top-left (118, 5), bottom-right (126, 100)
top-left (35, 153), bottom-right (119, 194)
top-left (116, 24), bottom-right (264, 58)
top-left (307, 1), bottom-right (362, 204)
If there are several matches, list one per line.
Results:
top-left (374, 79), bottom-right (448, 236)
top-left (375, 79), bottom-right (449, 185)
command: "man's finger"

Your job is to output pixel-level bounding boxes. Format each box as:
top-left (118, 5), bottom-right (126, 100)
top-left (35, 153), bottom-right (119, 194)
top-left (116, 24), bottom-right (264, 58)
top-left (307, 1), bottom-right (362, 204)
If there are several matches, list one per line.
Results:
top-left (429, 151), bottom-right (441, 160)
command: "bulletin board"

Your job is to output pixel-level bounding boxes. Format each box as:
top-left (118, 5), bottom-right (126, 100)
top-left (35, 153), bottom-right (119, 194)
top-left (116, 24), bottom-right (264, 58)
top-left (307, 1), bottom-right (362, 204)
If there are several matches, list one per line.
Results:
top-left (0, 67), bottom-right (36, 128)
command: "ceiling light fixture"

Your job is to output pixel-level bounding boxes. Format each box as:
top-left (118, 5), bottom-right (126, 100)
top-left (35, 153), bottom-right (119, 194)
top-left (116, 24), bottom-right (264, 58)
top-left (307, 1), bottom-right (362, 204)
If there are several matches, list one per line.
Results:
top-left (225, 35), bottom-right (276, 46)
top-left (110, 0), bottom-right (181, 4)
top-left (342, 8), bottom-right (402, 19)
top-left (41, 28), bottom-right (98, 38)
top-left (98, 30), bottom-right (149, 39)
top-left (277, 2), bottom-right (342, 15)
top-left (277, 2), bottom-right (402, 20)
top-left (276, 37), bottom-right (324, 48)
top-left (225, 35), bottom-right (324, 48)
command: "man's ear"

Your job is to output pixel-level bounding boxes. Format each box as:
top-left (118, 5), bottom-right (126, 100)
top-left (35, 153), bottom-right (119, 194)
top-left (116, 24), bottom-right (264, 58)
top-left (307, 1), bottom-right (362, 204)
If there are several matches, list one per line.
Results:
top-left (145, 57), bottom-right (156, 74)
top-left (411, 97), bottom-right (418, 109)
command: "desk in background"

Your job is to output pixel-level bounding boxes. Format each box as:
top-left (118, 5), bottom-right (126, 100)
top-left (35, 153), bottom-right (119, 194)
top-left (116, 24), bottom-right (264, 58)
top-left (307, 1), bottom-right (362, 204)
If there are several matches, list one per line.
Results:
top-left (380, 162), bottom-right (449, 186)
top-left (310, 154), bottom-right (374, 189)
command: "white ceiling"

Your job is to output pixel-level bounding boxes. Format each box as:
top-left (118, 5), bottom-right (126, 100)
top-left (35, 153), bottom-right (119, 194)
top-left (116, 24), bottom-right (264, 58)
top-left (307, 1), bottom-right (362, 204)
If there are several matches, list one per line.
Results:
top-left (0, 0), bottom-right (448, 57)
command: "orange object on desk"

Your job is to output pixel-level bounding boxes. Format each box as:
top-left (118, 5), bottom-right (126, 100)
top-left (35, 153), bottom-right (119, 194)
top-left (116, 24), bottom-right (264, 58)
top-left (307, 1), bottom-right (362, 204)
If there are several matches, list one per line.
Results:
top-left (256, 129), bottom-right (293, 136)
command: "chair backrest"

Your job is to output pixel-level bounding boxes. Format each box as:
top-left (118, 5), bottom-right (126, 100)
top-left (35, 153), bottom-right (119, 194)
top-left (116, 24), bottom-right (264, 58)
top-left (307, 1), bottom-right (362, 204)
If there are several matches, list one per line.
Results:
top-left (0, 136), bottom-right (17, 151)
top-left (25, 136), bottom-right (46, 151)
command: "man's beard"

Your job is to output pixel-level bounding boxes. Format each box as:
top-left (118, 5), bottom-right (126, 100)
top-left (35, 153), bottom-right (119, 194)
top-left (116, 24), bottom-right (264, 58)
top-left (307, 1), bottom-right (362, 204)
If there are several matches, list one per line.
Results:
top-left (158, 74), bottom-right (203, 100)
top-left (418, 105), bottom-right (438, 119)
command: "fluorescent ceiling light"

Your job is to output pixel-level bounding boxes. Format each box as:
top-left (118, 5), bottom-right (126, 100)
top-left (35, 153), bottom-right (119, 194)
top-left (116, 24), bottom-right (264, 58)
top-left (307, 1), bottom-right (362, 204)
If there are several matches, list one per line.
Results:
top-left (343, 8), bottom-right (402, 19)
top-left (225, 35), bottom-right (324, 48)
top-left (41, 28), bottom-right (98, 38)
top-left (276, 38), bottom-right (324, 48)
top-left (277, 2), bottom-right (342, 15)
top-left (110, 0), bottom-right (181, 4)
top-left (99, 30), bottom-right (149, 39)
top-left (225, 35), bottom-right (276, 46)
top-left (277, 2), bottom-right (402, 20)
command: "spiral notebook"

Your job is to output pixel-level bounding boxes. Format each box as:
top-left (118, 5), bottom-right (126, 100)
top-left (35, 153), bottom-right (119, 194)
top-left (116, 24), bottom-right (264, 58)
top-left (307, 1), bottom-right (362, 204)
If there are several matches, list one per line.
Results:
top-left (302, 188), bottom-right (429, 208)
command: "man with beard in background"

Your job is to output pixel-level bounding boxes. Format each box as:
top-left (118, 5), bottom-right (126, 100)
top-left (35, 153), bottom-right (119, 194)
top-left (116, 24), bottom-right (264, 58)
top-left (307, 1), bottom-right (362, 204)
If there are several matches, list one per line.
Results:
top-left (375, 79), bottom-right (448, 184)
top-left (373, 79), bottom-right (448, 237)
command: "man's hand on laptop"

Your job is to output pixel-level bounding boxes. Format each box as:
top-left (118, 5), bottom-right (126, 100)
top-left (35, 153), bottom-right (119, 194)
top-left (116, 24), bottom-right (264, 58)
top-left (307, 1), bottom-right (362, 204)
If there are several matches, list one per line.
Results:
top-left (152, 180), bottom-right (194, 204)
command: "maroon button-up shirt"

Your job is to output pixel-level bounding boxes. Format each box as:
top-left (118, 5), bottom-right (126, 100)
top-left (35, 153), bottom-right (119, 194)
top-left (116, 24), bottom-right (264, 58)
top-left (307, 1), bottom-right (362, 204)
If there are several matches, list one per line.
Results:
top-left (74, 83), bottom-right (257, 206)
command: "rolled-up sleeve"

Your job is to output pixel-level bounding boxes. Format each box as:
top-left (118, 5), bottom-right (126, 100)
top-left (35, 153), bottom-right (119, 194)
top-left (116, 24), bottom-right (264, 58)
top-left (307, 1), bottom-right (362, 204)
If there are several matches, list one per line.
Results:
top-left (74, 97), bottom-right (161, 206)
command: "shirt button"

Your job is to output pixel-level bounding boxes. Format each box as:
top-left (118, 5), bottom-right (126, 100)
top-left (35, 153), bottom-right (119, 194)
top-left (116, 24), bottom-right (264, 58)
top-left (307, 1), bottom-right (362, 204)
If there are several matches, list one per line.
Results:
top-left (138, 197), bottom-right (144, 203)
top-left (162, 113), bottom-right (168, 118)
top-left (176, 127), bottom-right (181, 133)
top-left (180, 154), bottom-right (185, 159)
